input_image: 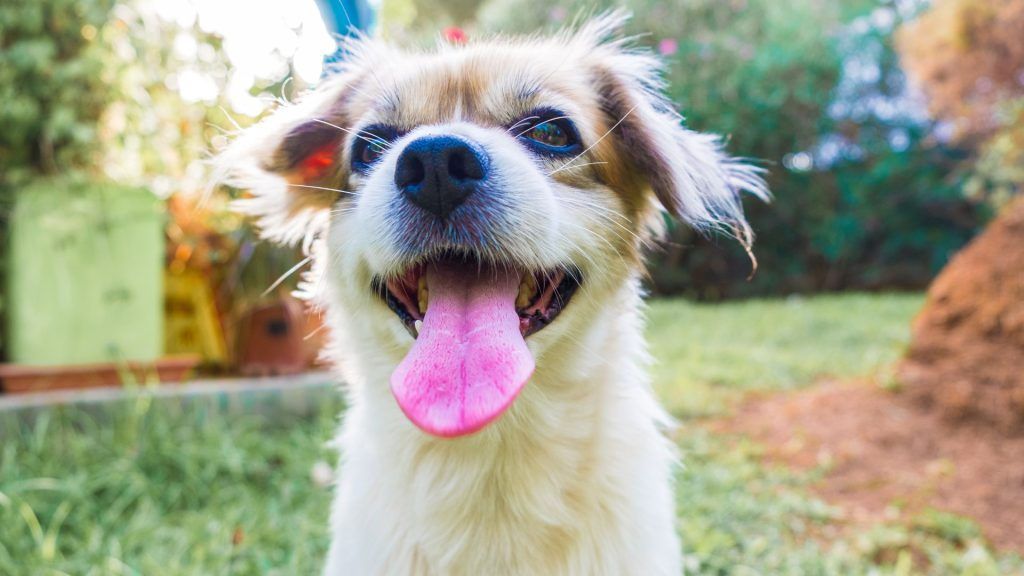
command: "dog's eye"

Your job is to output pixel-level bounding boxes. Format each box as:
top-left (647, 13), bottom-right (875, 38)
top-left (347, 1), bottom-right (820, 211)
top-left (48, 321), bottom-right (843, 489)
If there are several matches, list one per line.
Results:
top-left (358, 139), bottom-right (388, 164)
top-left (515, 111), bottom-right (581, 156)
top-left (524, 122), bottom-right (570, 147)
top-left (351, 126), bottom-right (398, 173)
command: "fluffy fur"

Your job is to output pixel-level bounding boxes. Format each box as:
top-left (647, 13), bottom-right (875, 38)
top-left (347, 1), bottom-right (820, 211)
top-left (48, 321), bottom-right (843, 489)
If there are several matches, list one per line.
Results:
top-left (214, 12), bottom-right (767, 576)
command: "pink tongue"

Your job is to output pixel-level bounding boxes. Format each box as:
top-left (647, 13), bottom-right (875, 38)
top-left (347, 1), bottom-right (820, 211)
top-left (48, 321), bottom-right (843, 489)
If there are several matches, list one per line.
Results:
top-left (390, 263), bottom-right (535, 437)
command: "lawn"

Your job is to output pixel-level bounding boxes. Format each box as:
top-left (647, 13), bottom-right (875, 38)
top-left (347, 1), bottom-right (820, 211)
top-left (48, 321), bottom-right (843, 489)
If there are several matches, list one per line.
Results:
top-left (2, 293), bottom-right (1021, 575)
top-left (647, 293), bottom-right (923, 418)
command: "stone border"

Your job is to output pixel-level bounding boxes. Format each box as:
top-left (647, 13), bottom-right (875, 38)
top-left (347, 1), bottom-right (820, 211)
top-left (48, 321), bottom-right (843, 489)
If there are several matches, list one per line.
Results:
top-left (0, 371), bottom-right (336, 412)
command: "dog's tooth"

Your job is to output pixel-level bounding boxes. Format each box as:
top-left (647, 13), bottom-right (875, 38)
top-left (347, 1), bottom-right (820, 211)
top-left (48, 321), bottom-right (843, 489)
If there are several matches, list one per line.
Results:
top-left (516, 283), bottom-right (531, 308)
top-left (414, 319), bottom-right (423, 335)
top-left (417, 276), bottom-right (428, 314)
top-left (516, 275), bottom-right (538, 309)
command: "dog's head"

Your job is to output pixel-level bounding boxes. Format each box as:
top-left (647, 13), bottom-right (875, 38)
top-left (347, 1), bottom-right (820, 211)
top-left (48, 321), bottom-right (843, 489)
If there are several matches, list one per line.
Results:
top-left (215, 12), bottom-right (766, 438)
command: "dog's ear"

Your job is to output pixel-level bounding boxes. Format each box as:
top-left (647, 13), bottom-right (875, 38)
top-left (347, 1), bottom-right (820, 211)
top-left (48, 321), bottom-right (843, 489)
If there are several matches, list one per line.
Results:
top-left (578, 12), bottom-right (769, 247)
top-left (211, 77), bottom-right (353, 248)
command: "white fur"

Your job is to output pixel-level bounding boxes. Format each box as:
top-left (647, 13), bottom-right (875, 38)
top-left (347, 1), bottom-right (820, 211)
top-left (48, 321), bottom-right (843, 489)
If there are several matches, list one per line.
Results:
top-left (319, 273), bottom-right (680, 576)
top-left (213, 12), bottom-right (767, 575)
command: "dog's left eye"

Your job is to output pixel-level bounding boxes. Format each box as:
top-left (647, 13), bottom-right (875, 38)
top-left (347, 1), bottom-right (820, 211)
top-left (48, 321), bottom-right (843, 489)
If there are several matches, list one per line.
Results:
top-left (524, 122), bottom-right (571, 147)
top-left (516, 112), bottom-right (581, 155)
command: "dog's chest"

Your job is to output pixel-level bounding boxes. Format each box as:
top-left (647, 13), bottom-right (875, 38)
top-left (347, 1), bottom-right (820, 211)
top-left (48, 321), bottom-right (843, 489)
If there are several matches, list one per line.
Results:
top-left (332, 400), bottom-right (633, 575)
top-left (397, 428), bottom-right (605, 572)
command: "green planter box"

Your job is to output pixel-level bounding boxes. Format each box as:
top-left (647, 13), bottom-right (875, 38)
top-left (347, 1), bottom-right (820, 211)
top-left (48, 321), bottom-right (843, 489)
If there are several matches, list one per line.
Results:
top-left (6, 179), bottom-right (165, 365)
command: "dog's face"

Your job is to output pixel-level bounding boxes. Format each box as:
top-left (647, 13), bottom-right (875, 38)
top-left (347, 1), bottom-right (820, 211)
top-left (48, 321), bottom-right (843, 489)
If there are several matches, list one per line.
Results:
top-left (216, 14), bottom-right (765, 438)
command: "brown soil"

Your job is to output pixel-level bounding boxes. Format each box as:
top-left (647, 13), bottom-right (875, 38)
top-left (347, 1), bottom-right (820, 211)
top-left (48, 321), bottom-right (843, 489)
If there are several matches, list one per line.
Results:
top-left (900, 197), bottom-right (1024, 433)
top-left (716, 380), bottom-right (1024, 553)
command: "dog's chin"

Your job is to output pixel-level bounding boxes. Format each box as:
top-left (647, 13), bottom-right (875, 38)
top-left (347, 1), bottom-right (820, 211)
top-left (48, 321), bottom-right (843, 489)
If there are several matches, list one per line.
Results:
top-left (366, 250), bottom-right (583, 439)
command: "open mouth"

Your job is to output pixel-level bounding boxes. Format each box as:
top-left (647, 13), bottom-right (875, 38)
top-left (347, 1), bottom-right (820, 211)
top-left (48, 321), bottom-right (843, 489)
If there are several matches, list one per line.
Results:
top-left (373, 256), bottom-right (582, 340)
top-left (371, 253), bottom-right (581, 438)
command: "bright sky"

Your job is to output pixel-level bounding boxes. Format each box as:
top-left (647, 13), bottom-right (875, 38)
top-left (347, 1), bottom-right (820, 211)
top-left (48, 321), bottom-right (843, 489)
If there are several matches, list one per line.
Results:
top-left (145, 0), bottom-right (338, 116)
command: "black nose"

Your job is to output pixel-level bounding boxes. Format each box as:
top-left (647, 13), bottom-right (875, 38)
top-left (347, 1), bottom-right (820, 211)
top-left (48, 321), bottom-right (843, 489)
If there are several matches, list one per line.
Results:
top-left (394, 135), bottom-right (489, 219)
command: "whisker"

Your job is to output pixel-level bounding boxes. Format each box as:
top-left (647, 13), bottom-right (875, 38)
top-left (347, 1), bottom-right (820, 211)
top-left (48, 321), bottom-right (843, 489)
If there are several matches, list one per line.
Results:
top-left (261, 256), bottom-right (312, 297)
top-left (311, 118), bottom-right (392, 150)
top-left (557, 196), bottom-right (649, 248)
top-left (218, 105), bottom-right (243, 131)
top-left (206, 122), bottom-right (234, 136)
top-left (549, 105), bottom-right (638, 176)
top-left (547, 161), bottom-right (607, 175)
top-left (506, 115), bottom-right (540, 135)
top-left (514, 116), bottom-right (572, 139)
top-left (329, 206), bottom-right (359, 215)
top-left (279, 77), bottom-right (294, 105)
top-left (289, 184), bottom-right (357, 196)
top-left (304, 321), bottom-right (329, 341)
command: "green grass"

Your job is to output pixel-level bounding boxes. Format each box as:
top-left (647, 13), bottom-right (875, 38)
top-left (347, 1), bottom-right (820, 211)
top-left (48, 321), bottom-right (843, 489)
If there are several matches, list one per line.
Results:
top-left (648, 293), bottom-right (924, 418)
top-left (0, 398), bottom-right (343, 575)
top-left (2, 293), bottom-right (1021, 575)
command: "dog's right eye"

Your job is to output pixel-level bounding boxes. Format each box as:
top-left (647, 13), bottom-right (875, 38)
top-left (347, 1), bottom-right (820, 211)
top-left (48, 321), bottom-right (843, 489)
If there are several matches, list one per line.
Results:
top-left (351, 126), bottom-right (398, 173)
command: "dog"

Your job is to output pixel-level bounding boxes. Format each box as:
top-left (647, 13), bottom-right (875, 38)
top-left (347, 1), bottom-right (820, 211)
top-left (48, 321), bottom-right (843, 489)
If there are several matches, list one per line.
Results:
top-left (214, 12), bottom-right (766, 575)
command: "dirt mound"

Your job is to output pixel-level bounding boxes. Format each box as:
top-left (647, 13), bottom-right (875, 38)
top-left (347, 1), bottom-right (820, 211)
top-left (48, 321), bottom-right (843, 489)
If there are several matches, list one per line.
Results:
top-left (717, 381), bottom-right (1024, 553)
top-left (900, 197), bottom-right (1024, 433)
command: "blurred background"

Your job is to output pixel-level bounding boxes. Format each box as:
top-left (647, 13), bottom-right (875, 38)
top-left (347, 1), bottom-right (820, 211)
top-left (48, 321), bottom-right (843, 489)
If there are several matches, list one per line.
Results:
top-left (1, 0), bottom-right (1022, 574)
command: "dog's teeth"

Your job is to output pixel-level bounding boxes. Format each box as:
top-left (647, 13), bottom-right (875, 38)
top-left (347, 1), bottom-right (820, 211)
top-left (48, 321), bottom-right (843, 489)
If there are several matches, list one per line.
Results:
top-left (516, 275), bottom-right (538, 308)
top-left (414, 319), bottom-right (423, 334)
top-left (516, 285), bottom-right (530, 308)
top-left (417, 276), bottom-right (428, 314)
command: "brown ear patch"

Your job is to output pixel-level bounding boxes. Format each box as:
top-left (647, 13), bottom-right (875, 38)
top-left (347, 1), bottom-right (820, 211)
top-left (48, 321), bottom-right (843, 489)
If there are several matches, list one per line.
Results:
top-left (269, 119), bottom-right (344, 181)
top-left (254, 118), bottom-right (347, 219)
top-left (592, 68), bottom-right (683, 218)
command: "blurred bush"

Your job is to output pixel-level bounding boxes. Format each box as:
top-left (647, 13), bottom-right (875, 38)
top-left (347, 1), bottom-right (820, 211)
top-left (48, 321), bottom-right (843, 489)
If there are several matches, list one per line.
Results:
top-left (0, 0), bottom-right (116, 182)
top-left (472, 0), bottom-right (987, 298)
top-left (897, 0), bottom-right (1024, 142)
top-left (898, 0), bottom-right (1024, 210)
top-left (964, 103), bottom-right (1024, 208)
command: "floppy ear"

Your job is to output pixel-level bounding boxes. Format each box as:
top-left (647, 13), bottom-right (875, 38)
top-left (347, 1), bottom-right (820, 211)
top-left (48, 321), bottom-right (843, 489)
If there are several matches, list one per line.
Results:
top-left (580, 12), bottom-right (769, 247)
top-left (211, 74), bottom-right (356, 248)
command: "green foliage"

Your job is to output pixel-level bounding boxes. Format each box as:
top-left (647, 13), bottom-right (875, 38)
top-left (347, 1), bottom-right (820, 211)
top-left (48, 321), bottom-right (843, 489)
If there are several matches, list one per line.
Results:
top-left (380, 0), bottom-right (485, 36)
top-left (965, 98), bottom-right (1024, 208)
top-left (912, 508), bottom-right (982, 545)
top-left (474, 0), bottom-right (987, 298)
top-left (3, 295), bottom-right (1022, 574)
top-left (0, 0), bottom-right (116, 183)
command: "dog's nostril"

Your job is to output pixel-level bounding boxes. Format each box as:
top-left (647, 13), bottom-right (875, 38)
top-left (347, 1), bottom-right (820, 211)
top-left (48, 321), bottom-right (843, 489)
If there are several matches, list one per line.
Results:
top-left (394, 135), bottom-right (489, 219)
top-left (396, 155), bottom-right (426, 189)
top-left (447, 149), bottom-right (484, 181)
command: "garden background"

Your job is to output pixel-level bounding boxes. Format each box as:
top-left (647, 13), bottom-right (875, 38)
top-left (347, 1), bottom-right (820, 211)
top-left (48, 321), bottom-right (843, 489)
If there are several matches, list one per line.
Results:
top-left (1, 0), bottom-right (1022, 574)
